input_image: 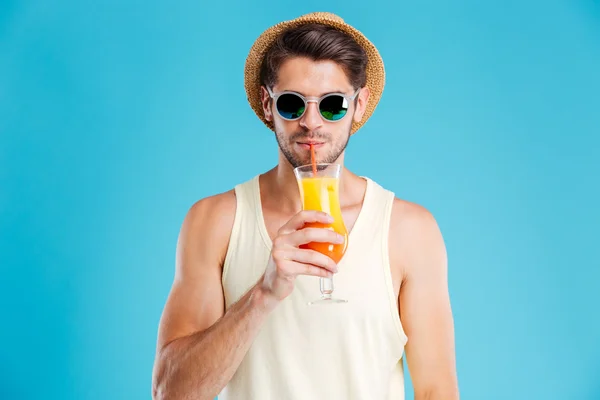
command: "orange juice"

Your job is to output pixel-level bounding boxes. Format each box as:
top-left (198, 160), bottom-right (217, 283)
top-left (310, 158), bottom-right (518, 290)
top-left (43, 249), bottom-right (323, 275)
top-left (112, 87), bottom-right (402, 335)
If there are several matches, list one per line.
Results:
top-left (298, 177), bottom-right (348, 263)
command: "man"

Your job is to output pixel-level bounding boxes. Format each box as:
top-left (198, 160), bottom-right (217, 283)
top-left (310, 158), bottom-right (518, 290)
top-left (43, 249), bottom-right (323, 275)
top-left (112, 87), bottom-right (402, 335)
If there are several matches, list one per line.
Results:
top-left (152, 12), bottom-right (459, 400)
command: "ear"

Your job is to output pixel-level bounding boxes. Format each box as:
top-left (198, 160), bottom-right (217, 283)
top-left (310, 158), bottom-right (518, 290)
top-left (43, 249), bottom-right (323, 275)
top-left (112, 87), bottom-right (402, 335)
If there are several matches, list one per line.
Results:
top-left (261, 86), bottom-right (273, 122)
top-left (353, 86), bottom-right (371, 124)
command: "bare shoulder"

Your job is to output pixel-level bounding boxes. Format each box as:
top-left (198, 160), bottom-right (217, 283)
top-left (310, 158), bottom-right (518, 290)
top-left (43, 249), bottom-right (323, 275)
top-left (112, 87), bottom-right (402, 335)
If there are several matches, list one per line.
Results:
top-left (390, 198), bottom-right (440, 233)
top-left (183, 189), bottom-right (237, 229)
top-left (389, 198), bottom-right (447, 281)
top-left (175, 189), bottom-right (237, 279)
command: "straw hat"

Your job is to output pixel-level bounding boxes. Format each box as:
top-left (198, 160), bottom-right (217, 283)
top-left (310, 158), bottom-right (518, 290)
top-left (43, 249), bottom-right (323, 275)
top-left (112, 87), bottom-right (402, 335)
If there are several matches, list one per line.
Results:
top-left (244, 12), bottom-right (385, 134)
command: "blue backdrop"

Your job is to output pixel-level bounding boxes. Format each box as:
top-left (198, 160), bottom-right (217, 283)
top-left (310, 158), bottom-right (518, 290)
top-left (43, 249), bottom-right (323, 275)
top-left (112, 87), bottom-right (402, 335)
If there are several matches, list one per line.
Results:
top-left (1, 1), bottom-right (599, 399)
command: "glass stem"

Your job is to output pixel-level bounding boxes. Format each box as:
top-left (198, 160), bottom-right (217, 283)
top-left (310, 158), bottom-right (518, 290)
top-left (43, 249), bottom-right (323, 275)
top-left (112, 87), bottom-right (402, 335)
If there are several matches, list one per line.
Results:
top-left (320, 276), bottom-right (334, 298)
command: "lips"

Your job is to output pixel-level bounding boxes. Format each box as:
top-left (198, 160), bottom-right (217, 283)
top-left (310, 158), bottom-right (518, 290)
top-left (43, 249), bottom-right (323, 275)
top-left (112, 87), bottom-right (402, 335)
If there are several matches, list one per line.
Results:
top-left (297, 142), bottom-right (324, 149)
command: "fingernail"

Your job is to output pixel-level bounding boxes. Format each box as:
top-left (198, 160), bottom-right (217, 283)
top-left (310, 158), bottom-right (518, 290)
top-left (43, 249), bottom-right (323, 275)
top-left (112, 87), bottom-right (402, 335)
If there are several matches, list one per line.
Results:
top-left (337, 235), bottom-right (344, 243)
top-left (326, 214), bottom-right (334, 222)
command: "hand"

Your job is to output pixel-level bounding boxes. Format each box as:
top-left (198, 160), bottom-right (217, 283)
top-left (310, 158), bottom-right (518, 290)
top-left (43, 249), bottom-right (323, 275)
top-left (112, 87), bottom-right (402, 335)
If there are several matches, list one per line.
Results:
top-left (259, 210), bottom-right (344, 302)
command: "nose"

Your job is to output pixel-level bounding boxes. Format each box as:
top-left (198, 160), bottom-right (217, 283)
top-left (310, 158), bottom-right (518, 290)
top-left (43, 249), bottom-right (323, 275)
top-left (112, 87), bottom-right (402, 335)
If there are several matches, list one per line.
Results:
top-left (299, 101), bottom-right (323, 131)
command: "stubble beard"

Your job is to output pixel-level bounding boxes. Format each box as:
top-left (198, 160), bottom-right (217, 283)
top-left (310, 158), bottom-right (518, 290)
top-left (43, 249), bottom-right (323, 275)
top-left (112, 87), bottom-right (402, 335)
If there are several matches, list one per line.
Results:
top-left (275, 129), bottom-right (351, 169)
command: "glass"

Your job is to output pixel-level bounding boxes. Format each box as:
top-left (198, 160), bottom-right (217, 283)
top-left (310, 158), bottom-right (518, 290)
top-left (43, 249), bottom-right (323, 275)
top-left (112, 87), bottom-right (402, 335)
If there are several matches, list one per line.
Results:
top-left (294, 163), bottom-right (348, 305)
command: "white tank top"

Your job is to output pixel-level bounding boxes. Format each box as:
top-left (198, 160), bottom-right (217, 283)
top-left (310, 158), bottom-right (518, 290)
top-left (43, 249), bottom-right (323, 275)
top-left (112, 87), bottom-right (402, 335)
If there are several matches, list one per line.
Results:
top-left (219, 175), bottom-right (408, 400)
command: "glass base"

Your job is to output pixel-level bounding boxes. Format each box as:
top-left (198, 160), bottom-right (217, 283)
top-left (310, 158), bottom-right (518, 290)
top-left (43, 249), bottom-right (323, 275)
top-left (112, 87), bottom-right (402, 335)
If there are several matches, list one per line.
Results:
top-left (308, 295), bottom-right (348, 306)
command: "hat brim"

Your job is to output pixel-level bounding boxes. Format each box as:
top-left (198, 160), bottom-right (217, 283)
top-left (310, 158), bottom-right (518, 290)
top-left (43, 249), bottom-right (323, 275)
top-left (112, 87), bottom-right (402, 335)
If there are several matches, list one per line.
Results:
top-left (244, 12), bottom-right (385, 135)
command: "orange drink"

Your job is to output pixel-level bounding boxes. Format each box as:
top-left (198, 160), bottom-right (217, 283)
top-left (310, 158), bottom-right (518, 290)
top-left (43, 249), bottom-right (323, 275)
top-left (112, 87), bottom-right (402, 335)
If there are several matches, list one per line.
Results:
top-left (298, 176), bottom-right (348, 263)
top-left (294, 163), bottom-right (348, 305)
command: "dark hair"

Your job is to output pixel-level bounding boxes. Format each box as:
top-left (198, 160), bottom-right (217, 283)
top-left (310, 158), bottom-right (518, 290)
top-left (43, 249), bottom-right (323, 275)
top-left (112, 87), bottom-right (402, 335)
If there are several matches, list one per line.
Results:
top-left (259, 23), bottom-right (368, 90)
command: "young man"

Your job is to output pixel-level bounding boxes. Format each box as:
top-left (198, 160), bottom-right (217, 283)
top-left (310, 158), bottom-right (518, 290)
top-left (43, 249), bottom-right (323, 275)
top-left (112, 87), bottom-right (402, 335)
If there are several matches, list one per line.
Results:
top-left (152, 12), bottom-right (459, 400)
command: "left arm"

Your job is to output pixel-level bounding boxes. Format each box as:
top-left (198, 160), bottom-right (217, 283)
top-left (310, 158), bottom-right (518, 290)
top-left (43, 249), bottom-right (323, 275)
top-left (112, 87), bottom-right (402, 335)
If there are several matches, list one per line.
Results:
top-left (392, 201), bottom-right (459, 399)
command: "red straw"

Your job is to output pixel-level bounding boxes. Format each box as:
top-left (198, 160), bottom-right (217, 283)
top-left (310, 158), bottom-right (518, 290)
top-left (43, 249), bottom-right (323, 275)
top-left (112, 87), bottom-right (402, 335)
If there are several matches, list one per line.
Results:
top-left (310, 144), bottom-right (317, 176)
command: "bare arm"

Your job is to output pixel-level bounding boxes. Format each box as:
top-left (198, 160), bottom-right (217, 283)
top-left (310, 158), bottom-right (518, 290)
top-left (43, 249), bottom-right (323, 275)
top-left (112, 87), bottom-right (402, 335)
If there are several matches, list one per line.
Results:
top-left (151, 193), bottom-right (341, 400)
top-left (152, 191), bottom-right (265, 400)
top-left (153, 276), bottom-right (276, 400)
top-left (392, 201), bottom-right (459, 400)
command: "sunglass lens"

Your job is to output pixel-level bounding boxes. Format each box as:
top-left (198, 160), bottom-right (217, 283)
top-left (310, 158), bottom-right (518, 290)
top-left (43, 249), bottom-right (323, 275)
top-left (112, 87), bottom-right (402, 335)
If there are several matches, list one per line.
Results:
top-left (276, 94), bottom-right (305, 120)
top-left (319, 95), bottom-right (349, 121)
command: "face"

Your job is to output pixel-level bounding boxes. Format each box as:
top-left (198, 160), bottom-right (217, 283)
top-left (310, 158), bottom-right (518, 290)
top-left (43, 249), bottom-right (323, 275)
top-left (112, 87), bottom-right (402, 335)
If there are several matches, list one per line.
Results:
top-left (261, 57), bottom-right (370, 168)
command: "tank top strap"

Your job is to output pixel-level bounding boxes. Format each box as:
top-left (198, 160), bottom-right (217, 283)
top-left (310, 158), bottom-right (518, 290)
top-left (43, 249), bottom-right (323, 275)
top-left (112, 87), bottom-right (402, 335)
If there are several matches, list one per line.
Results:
top-left (222, 175), bottom-right (262, 284)
top-left (349, 177), bottom-right (395, 242)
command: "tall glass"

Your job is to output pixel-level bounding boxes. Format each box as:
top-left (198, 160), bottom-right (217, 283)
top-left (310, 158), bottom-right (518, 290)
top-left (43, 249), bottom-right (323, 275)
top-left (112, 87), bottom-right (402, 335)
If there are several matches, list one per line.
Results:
top-left (294, 163), bottom-right (348, 305)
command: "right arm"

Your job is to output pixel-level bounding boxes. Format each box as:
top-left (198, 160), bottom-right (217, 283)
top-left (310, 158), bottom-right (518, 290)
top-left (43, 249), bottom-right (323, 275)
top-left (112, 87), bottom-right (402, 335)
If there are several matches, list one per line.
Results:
top-left (151, 192), bottom-right (342, 400)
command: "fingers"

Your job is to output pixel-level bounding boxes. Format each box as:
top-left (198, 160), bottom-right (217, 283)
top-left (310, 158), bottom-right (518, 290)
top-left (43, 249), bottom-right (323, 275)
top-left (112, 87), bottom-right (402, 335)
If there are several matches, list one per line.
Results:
top-left (288, 261), bottom-right (333, 279)
top-left (286, 227), bottom-right (345, 247)
top-left (269, 210), bottom-right (342, 282)
top-left (277, 210), bottom-right (334, 235)
top-left (285, 248), bottom-right (338, 273)
top-left (272, 248), bottom-right (338, 277)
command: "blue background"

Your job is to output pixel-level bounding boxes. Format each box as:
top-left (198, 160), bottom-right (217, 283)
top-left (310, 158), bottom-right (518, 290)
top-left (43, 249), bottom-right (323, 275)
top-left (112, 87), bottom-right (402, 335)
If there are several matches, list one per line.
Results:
top-left (1, 0), bottom-right (599, 399)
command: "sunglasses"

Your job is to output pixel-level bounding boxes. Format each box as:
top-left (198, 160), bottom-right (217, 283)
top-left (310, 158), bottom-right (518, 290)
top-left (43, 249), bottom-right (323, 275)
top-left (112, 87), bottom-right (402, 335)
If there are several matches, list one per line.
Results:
top-left (267, 87), bottom-right (361, 122)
